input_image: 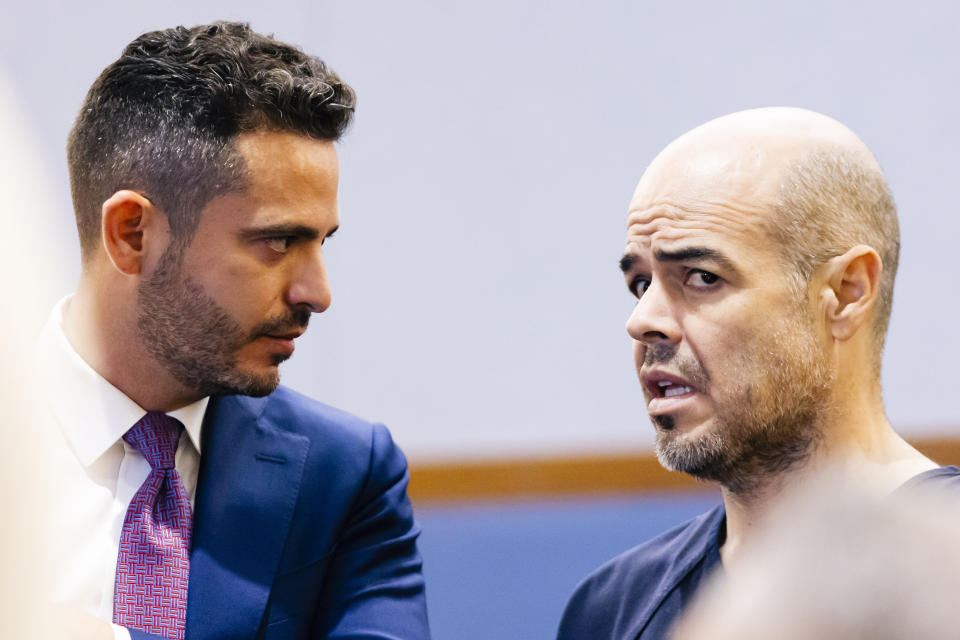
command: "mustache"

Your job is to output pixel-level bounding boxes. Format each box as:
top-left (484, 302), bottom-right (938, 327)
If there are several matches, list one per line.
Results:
top-left (644, 342), bottom-right (711, 389)
top-left (249, 307), bottom-right (311, 339)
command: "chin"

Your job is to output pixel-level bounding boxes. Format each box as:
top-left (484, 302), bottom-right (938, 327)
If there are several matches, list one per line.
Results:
top-left (240, 369), bottom-right (281, 397)
top-left (654, 417), bottom-right (724, 471)
top-left (208, 365), bottom-right (281, 398)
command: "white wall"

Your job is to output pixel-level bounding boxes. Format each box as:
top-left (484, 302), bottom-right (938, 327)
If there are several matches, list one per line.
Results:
top-left (4, 0), bottom-right (958, 462)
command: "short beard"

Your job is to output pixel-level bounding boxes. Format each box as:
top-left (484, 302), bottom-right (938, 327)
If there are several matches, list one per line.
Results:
top-left (137, 242), bottom-right (308, 398)
top-left (652, 310), bottom-right (832, 498)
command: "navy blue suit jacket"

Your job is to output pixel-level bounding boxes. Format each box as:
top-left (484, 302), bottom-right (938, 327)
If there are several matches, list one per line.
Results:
top-left (129, 386), bottom-right (430, 640)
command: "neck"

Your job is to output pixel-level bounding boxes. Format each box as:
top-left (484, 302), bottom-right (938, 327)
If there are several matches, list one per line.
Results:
top-left (719, 380), bottom-right (937, 568)
top-left (63, 270), bottom-right (202, 412)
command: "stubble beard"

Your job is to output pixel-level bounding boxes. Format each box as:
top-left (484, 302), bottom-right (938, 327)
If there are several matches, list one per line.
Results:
top-left (136, 244), bottom-right (308, 398)
top-left (652, 309), bottom-right (833, 497)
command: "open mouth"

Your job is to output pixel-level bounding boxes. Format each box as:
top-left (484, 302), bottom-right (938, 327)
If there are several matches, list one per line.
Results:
top-left (642, 369), bottom-right (702, 419)
top-left (656, 380), bottom-right (694, 398)
top-left (643, 373), bottom-right (696, 398)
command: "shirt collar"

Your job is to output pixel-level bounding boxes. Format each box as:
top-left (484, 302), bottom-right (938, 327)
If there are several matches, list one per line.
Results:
top-left (170, 397), bottom-right (207, 455)
top-left (38, 295), bottom-right (208, 467)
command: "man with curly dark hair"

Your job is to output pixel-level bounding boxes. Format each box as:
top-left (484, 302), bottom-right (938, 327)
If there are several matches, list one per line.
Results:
top-left (36, 22), bottom-right (430, 640)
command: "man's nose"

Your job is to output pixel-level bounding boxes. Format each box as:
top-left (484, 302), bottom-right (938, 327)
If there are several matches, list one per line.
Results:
top-left (286, 246), bottom-right (332, 313)
top-left (625, 279), bottom-right (681, 346)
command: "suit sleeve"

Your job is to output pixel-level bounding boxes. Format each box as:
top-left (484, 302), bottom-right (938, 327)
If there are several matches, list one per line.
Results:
top-left (314, 423), bottom-right (431, 639)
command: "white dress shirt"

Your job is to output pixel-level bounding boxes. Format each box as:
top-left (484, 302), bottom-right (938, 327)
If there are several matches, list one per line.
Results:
top-left (36, 297), bottom-right (208, 640)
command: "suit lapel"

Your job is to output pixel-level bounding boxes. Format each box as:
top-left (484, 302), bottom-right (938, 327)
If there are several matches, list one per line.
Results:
top-left (185, 395), bottom-right (310, 640)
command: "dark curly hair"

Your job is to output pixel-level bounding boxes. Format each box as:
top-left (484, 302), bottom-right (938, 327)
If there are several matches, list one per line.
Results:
top-left (67, 22), bottom-right (356, 259)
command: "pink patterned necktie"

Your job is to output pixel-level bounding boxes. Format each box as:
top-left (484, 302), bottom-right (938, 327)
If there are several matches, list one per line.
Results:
top-left (114, 411), bottom-right (192, 640)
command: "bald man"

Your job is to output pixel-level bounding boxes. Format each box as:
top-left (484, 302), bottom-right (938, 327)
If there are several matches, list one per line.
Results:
top-left (555, 108), bottom-right (959, 640)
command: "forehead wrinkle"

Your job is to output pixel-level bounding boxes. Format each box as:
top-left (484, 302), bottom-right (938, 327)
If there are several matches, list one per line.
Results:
top-left (624, 201), bottom-right (782, 281)
top-left (627, 199), bottom-right (763, 247)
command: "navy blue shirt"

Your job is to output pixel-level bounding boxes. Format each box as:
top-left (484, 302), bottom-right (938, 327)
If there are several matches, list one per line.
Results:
top-left (556, 466), bottom-right (960, 640)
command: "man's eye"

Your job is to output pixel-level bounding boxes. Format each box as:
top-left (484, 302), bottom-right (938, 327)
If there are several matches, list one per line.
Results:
top-left (685, 270), bottom-right (720, 287)
top-left (264, 237), bottom-right (294, 254)
top-left (631, 277), bottom-right (651, 298)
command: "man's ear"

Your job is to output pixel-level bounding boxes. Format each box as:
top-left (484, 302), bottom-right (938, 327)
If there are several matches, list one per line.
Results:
top-left (100, 190), bottom-right (164, 275)
top-left (822, 245), bottom-right (883, 342)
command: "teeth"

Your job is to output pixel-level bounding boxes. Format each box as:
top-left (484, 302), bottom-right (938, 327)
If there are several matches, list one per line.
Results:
top-left (664, 385), bottom-right (692, 398)
top-left (658, 381), bottom-right (671, 387)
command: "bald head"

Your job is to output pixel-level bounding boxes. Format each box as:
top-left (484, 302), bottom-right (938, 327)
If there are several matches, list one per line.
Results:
top-left (635, 108), bottom-right (884, 216)
top-left (633, 107), bottom-right (898, 361)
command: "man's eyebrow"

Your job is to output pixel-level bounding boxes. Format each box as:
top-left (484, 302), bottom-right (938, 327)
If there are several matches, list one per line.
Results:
top-left (619, 254), bottom-right (638, 274)
top-left (240, 224), bottom-right (321, 240)
top-left (654, 246), bottom-right (739, 272)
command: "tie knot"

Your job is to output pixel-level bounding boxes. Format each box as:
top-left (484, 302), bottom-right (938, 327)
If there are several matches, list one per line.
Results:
top-left (124, 412), bottom-right (183, 470)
